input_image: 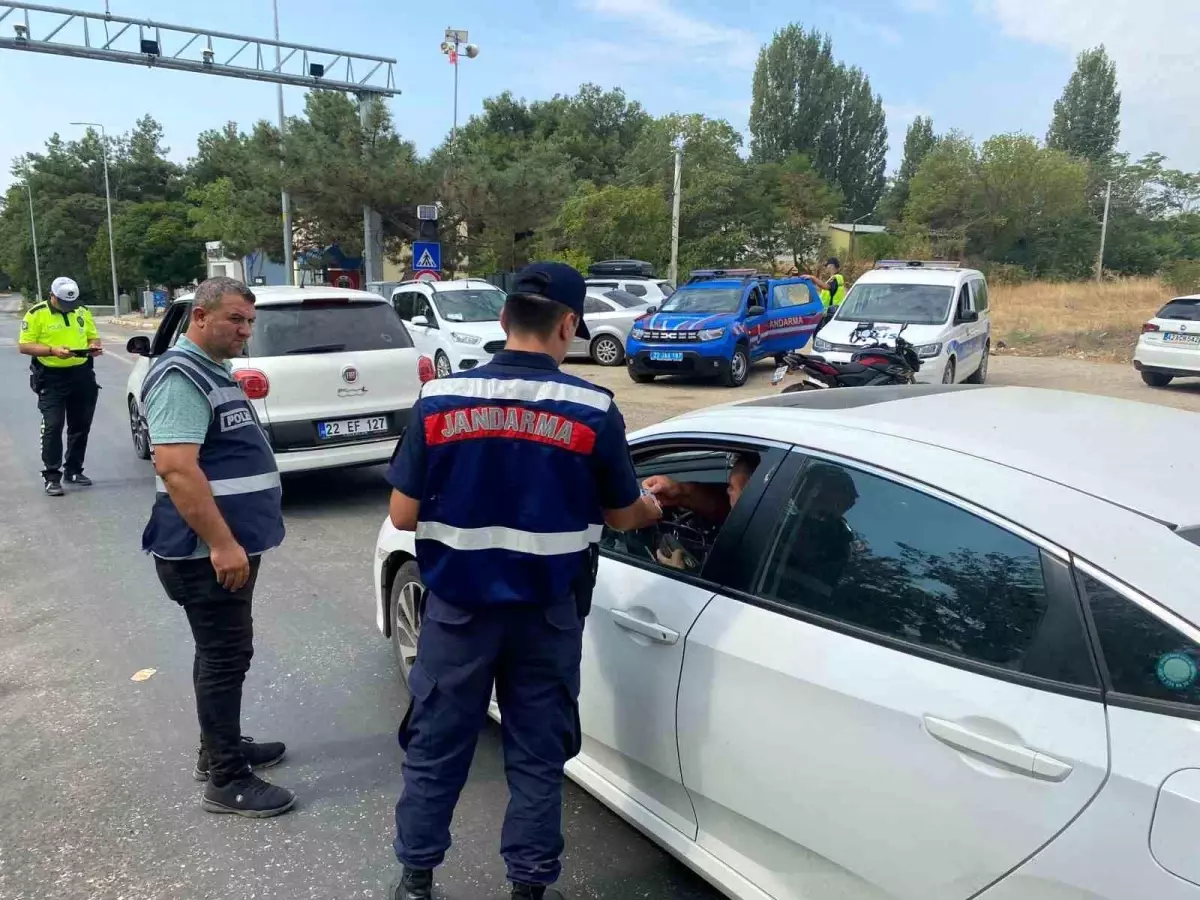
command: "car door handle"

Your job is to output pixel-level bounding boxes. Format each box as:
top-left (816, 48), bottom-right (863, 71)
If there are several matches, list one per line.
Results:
top-left (609, 609), bottom-right (679, 645)
top-left (923, 716), bottom-right (1073, 782)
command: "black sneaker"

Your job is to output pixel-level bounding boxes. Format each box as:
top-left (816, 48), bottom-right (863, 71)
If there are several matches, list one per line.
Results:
top-left (44, 480), bottom-right (64, 497)
top-left (193, 735), bottom-right (286, 782)
top-left (201, 772), bottom-right (296, 818)
top-left (390, 867), bottom-right (433, 900)
top-left (64, 473), bottom-right (93, 487)
top-left (512, 885), bottom-right (563, 900)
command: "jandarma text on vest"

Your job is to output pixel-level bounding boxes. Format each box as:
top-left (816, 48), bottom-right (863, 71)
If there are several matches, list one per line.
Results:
top-left (424, 405), bottom-right (596, 454)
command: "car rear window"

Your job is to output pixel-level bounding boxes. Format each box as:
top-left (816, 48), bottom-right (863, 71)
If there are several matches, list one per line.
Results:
top-left (604, 289), bottom-right (646, 309)
top-left (248, 300), bottom-right (414, 356)
top-left (1158, 298), bottom-right (1200, 321)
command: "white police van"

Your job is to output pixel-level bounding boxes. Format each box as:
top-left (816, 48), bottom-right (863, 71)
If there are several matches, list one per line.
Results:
top-left (812, 260), bottom-right (991, 385)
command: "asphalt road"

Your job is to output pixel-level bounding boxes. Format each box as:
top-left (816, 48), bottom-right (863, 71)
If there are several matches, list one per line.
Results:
top-left (0, 301), bottom-right (718, 900)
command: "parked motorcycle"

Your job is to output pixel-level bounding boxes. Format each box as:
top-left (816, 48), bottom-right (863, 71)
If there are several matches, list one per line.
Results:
top-left (771, 322), bottom-right (922, 393)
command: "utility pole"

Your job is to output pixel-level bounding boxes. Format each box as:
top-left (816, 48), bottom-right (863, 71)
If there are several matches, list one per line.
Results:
top-left (1096, 179), bottom-right (1113, 282)
top-left (272, 0), bottom-right (293, 285)
top-left (669, 137), bottom-right (683, 286)
top-left (440, 29), bottom-right (479, 146)
top-left (23, 182), bottom-right (42, 301)
top-left (359, 94), bottom-right (382, 286)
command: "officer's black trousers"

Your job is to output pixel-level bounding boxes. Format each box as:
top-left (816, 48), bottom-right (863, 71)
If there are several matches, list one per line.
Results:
top-left (36, 366), bottom-right (99, 481)
top-left (155, 556), bottom-right (262, 786)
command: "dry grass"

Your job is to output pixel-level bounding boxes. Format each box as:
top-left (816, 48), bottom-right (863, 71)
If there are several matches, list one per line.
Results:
top-left (989, 277), bottom-right (1174, 361)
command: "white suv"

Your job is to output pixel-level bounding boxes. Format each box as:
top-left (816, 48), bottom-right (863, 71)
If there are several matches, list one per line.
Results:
top-left (584, 276), bottom-right (675, 305)
top-left (1134, 294), bottom-right (1200, 387)
top-left (125, 286), bottom-right (429, 474)
top-left (813, 260), bottom-right (991, 385)
top-left (391, 279), bottom-right (508, 379)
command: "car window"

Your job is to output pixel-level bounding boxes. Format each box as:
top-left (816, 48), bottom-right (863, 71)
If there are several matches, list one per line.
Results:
top-left (838, 283), bottom-right (954, 326)
top-left (584, 297), bottom-right (610, 315)
top-left (151, 302), bottom-right (191, 355)
top-left (604, 289), bottom-right (645, 309)
top-left (601, 448), bottom-right (760, 577)
top-left (772, 283), bottom-right (811, 309)
top-left (622, 282), bottom-right (648, 297)
top-left (168, 304), bottom-right (191, 348)
top-left (1083, 573), bottom-right (1200, 708)
top-left (588, 281), bottom-right (619, 290)
top-left (956, 282), bottom-right (973, 319)
top-left (973, 279), bottom-right (990, 312)
top-left (248, 300), bottom-right (414, 356)
top-left (1157, 298), bottom-right (1200, 321)
top-left (757, 460), bottom-right (1052, 671)
top-left (431, 288), bottom-right (505, 323)
top-left (394, 291), bottom-right (415, 321)
top-left (413, 295), bottom-right (438, 327)
top-left (658, 282), bottom-right (676, 298)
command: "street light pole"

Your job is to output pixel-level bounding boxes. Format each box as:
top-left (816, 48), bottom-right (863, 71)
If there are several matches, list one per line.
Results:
top-left (440, 28), bottom-right (479, 146)
top-left (273, 0), bottom-right (294, 285)
top-left (23, 183), bottom-right (43, 301)
top-left (72, 122), bottom-right (119, 314)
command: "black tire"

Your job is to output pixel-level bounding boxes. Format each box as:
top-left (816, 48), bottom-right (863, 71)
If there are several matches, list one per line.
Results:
top-left (434, 351), bottom-right (452, 380)
top-left (129, 396), bottom-right (151, 460)
top-left (722, 344), bottom-right (750, 387)
top-left (389, 560), bottom-right (425, 690)
top-left (590, 334), bottom-right (625, 366)
top-left (1141, 371), bottom-right (1174, 388)
top-left (966, 343), bottom-right (989, 384)
top-left (941, 357), bottom-right (956, 385)
top-left (629, 369), bottom-right (656, 384)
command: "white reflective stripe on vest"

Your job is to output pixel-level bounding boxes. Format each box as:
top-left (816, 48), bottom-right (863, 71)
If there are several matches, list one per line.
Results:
top-left (207, 386), bottom-right (248, 407)
top-left (420, 377), bottom-right (612, 413)
top-left (415, 521), bottom-right (604, 556)
top-left (155, 471), bottom-right (282, 496)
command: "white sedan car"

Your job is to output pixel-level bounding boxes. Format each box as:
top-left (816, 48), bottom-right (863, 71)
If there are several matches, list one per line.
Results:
top-left (126, 286), bottom-right (429, 473)
top-left (374, 384), bottom-right (1200, 900)
top-left (1134, 294), bottom-right (1200, 387)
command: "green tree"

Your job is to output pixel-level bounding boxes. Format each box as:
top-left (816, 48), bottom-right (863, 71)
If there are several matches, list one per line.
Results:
top-left (749, 24), bottom-right (888, 218)
top-left (1046, 46), bottom-right (1121, 163)
top-left (744, 155), bottom-right (842, 267)
top-left (879, 116), bottom-right (937, 222)
top-left (92, 201), bottom-right (204, 293)
top-left (553, 183), bottom-right (670, 270)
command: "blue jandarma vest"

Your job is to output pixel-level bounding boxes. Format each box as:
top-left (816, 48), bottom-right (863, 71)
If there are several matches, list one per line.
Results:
top-left (140, 348), bottom-right (285, 559)
top-left (414, 360), bottom-right (612, 607)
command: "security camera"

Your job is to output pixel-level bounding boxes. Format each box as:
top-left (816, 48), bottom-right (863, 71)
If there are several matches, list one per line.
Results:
top-left (14, 23), bottom-right (28, 41)
top-left (202, 47), bottom-right (215, 65)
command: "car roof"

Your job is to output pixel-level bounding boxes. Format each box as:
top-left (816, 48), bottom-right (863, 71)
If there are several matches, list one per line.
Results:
top-left (854, 267), bottom-right (981, 288)
top-left (667, 385), bottom-right (1200, 531)
top-left (171, 286), bottom-right (387, 306)
top-left (585, 276), bottom-right (659, 283)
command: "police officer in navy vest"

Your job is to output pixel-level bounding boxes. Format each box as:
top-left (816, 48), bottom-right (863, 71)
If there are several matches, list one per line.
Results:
top-left (141, 276), bottom-right (295, 819)
top-left (385, 262), bottom-right (662, 900)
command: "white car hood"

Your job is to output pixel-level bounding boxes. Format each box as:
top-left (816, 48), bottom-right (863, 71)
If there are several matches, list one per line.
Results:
top-left (438, 318), bottom-right (505, 342)
top-left (818, 319), bottom-right (946, 348)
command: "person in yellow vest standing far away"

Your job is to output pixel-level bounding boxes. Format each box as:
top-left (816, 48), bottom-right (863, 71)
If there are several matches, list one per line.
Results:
top-left (809, 257), bottom-right (847, 312)
top-left (17, 276), bottom-right (103, 497)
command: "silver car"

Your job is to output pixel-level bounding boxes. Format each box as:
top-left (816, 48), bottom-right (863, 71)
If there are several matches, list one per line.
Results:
top-left (569, 288), bottom-right (654, 366)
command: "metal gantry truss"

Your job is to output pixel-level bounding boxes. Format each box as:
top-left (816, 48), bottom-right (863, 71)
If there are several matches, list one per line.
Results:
top-left (0, 2), bottom-right (400, 96)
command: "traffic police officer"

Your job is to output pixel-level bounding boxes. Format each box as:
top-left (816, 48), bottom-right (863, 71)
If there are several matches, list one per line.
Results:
top-left (385, 262), bottom-right (662, 900)
top-left (18, 276), bottom-right (102, 496)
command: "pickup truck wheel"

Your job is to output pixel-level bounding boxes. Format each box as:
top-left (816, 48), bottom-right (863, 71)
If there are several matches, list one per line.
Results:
top-left (723, 345), bottom-right (750, 387)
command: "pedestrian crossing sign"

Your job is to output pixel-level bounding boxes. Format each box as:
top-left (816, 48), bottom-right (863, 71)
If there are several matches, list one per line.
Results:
top-left (413, 241), bottom-right (441, 273)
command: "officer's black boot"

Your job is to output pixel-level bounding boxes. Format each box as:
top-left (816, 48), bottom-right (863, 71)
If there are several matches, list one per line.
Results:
top-left (512, 883), bottom-right (564, 900)
top-left (64, 472), bottom-right (93, 487)
top-left (391, 867), bottom-right (433, 900)
top-left (43, 478), bottom-right (64, 497)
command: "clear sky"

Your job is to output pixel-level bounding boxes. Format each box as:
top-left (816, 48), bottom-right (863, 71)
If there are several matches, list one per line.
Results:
top-left (1, 0), bottom-right (1196, 194)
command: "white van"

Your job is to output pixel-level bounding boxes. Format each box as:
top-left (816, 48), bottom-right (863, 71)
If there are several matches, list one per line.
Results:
top-left (812, 260), bottom-right (992, 384)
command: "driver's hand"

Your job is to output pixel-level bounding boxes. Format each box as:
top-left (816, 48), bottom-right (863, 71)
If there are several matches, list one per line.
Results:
top-left (642, 475), bottom-right (682, 505)
top-left (656, 547), bottom-right (687, 569)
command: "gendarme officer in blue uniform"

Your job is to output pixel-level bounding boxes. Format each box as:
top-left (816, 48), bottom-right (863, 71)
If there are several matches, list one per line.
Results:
top-left (385, 262), bottom-right (662, 900)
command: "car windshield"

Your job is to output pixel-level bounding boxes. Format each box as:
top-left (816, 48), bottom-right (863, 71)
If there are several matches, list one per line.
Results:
top-left (837, 283), bottom-right (955, 326)
top-left (432, 288), bottom-right (506, 323)
top-left (249, 300), bottom-right (414, 356)
top-left (604, 289), bottom-right (646, 309)
top-left (1158, 298), bottom-right (1200, 321)
top-left (659, 286), bottom-right (742, 314)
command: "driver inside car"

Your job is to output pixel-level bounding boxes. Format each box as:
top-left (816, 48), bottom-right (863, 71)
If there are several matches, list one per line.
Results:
top-left (642, 453), bottom-right (760, 570)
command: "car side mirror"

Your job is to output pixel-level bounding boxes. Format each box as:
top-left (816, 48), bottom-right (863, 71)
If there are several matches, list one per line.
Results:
top-left (646, 305), bottom-right (658, 314)
top-left (410, 315), bottom-right (429, 327)
top-left (126, 335), bottom-right (151, 356)
top-left (748, 305), bottom-right (766, 317)
top-left (960, 309), bottom-right (979, 323)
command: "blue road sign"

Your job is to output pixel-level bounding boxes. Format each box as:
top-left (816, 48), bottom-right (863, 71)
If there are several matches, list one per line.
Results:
top-left (413, 241), bottom-right (441, 272)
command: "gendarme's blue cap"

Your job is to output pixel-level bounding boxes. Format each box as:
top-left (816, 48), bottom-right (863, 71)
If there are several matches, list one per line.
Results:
top-left (512, 261), bottom-right (590, 339)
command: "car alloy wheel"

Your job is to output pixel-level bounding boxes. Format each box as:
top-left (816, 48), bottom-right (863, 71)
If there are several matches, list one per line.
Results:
top-left (129, 397), bottom-right (151, 460)
top-left (390, 561), bottom-right (425, 687)
top-left (435, 352), bottom-right (452, 379)
top-left (591, 335), bottom-right (624, 366)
